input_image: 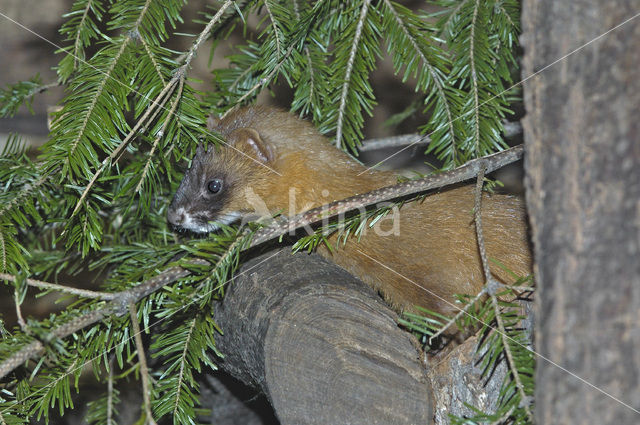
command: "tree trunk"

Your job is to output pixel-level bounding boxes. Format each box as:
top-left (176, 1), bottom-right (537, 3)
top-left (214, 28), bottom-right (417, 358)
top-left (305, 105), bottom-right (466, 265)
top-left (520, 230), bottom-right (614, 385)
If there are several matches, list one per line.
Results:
top-left (522, 1), bottom-right (640, 423)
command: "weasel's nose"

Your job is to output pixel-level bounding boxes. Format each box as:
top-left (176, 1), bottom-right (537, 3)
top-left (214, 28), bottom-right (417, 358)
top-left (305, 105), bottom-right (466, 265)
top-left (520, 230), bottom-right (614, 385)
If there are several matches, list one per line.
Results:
top-left (167, 207), bottom-right (185, 227)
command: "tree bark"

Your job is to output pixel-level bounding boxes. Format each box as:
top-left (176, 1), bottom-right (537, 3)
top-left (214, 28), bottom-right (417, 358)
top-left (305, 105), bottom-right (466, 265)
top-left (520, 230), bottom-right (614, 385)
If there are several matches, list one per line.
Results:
top-left (213, 248), bottom-right (432, 425)
top-left (522, 1), bottom-right (640, 423)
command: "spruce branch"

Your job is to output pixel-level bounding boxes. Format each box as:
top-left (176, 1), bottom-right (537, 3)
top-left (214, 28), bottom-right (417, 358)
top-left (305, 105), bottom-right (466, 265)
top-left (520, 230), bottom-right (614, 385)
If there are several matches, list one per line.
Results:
top-left (140, 36), bottom-right (168, 87)
top-left (220, 45), bottom-right (295, 120)
top-left (263, 0), bottom-right (284, 58)
top-left (0, 77), bottom-right (59, 118)
top-left (172, 318), bottom-right (196, 418)
top-left (250, 144), bottom-right (523, 246)
top-left (71, 0), bottom-right (94, 70)
top-left (381, 0), bottom-right (457, 161)
top-left (491, 294), bottom-right (533, 421)
top-left (335, 0), bottom-right (373, 149)
top-left (107, 356), bottom-right (115, 425)
top-left (71, 1), bottom-right (234, 216)
top-left (0, 146), bottom-right (522, 381)
top-left (13, 289), bottom-right (27, 332)
top-left (472, 164), bottom-right (533, 422)
top-left (0, 273), bottom-right (116, 300)
top-left (64, 38), bottom-right (131, 177)
top-left (182, 1), bottom-right (234, 69)
top-left (58, 0), bottom-right (106, 80)
top-left (292, 0), bottom-right (316, 111)
top-left (128, 301), bottom-right (157, 425)
top-left (469, 0), bottom-right (481, 157)
top-left (359, 122), bottom-right (522, 152)
top-left (0, 232), bottom-right (5, 273)
top-left (135, 77), bottom-right (184, 193)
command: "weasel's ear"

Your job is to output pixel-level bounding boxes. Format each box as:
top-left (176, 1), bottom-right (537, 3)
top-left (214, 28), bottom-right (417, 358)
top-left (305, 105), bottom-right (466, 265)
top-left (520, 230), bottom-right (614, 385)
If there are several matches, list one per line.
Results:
top-left (228, 128), bottom-right (274, 163)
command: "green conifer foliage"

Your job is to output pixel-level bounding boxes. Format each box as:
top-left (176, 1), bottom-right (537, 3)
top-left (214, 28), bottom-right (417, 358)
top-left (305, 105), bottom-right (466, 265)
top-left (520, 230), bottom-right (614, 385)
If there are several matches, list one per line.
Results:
top-left (0, 1), bottom-right (529, 423)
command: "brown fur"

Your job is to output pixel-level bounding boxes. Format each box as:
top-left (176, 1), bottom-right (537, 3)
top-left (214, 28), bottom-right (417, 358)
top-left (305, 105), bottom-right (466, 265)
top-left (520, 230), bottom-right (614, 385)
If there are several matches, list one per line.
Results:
top-left (170, 106), bottom-right (532, 316)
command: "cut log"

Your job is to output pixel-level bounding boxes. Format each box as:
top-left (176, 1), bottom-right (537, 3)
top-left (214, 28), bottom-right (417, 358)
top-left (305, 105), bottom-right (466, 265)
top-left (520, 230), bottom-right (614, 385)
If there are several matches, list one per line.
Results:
top-left (213, 248), bottom-right (432, 425)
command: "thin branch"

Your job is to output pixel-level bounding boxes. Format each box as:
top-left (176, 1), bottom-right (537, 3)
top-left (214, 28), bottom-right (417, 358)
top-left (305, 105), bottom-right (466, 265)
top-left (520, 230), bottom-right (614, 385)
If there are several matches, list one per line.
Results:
top-left (382, 0), bottom-right (457, 162)
top-left (473, 164), bottom-right (533, 421)
top-left (140, 36), bottom-right (167, 87)
top-left (14, 288), bottom-right (27, 331)
top-left (0, 231), bottom-right (5, 272)
top-left (107, 356), bottom-right (115, 425)
top-left (473, 166), bottom-right (491, 278)
top-left (71, 76), bottom-right (174, 213)
top-left (0, 273), bottom-right (116, 300)
top-left (136, 77), bottom-right (184, 193)
top-left (182, 1), bottom-right (234, 70)
top-left (360, 133), bottom-right (427, 152)
top-left (71, 2), bottom-right (233, 215)
top-left (491, 295), bottom-right (533, 421)
top-left (173, 318), bottom-right (196, 417)
top-left (335, 0), bottom-right (372, 148)
top-left (220, 45), bottom-right (294, 120)
top-left (32, 81), bottom-right (61, 96)
top-left (263, 0), bottom-right (283, 58)
top-left (489, 405), bottom-right (515, 425)
top-left (470, 0), bottom-right (481, 157)
top-left (497, 3), bottom-right (516, 28)
top-left (250, 144), bottom-right (523, 247)
top-left (429, 288), bottom-right (486, 343)
top-left (65, 38), bottom-right (131, 173)
top-left (129, 301), bottom-right (157, 425)
top-left (0, 146), bottom-right (523, 381)
top-left (0, 164), bottom-right (50, 220)
top-left (359, 121), bottom-right (522, 152)
top-left (442, 0), bottom-right (468, 40)
top-left (72, 0), bottom-right (93, 70)
top-left (134, 0), bottom-right (153, 28)
top-left (0, 262), bottom-right (198, 380)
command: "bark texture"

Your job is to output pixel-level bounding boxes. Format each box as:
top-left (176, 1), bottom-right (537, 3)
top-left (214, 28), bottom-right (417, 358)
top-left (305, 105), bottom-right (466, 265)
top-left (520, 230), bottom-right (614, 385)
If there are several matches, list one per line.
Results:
top-left (213, 249), bottom-right (432, 425)
top-left (522, 1), bottom-right (640, 423)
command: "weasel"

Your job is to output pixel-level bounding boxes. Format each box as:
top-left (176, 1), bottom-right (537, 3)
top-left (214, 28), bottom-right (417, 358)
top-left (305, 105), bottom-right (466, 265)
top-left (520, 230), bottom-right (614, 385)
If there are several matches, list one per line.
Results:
top-left (167, 106), bottom-right (531, 316)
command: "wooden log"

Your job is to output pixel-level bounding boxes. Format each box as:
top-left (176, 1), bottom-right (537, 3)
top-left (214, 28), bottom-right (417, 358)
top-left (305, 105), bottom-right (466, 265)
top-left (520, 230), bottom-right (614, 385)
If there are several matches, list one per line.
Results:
top-left (213, 248), bottom-right (432, 424)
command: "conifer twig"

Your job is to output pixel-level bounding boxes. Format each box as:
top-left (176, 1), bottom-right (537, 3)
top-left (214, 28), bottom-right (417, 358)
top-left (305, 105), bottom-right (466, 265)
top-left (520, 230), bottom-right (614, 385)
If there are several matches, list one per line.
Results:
top-left (250, 144), bottom-right (523, 247)
top-left (382, 0), bottom-right (457, 161)
top-left (264, 0), bottom-right (283, 58)
top-left (335, 0), bottom-right (372, 148)
top-left (107, 356), bottom-right (115, 425)
top-left (469, 0), bottom-right (481, 157)
top-left (129, 301), bottom-right (157, 425)
top-left (220, 45), bottom-right (295, 120)
top-left (173, 318), bottom-right (196, 417)
top-left (428, 289), bottom-right (486, 343)
top-left (72, 1), bottom-right (234, 215)
top-left (13, 289), bottom-right (27, 331)
top-left (136, 76), bottom-right (184, 193)
top-left (472, 164), bottom-right (533, 422)
top-left (0, 273), bottom-right (117, 300)
top-left (359, 121), bottom-right (522, 152)
top-left (0, 146), bottom-right (523, 381)
top-left (71, 0), bottom-right (93, 70)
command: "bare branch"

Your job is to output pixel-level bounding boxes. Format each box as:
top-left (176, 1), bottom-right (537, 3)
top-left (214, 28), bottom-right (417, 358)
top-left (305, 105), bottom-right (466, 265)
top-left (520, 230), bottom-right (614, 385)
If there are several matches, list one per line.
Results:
top-left (0, 272), bottom-right (116, 300)
top-left (129, 301), bottom-right (157, 425)
top-left (0, 146), bottom-right (523, 380)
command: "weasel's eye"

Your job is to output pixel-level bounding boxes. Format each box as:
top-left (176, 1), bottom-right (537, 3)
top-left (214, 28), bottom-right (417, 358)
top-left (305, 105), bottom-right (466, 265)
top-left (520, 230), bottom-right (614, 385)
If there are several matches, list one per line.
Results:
top-left (207, 179), bottom-right (223, 194)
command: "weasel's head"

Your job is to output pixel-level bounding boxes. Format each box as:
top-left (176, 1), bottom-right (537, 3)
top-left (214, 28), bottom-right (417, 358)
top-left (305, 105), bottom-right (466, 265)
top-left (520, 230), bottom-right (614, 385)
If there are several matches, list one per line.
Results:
top-left (167, 127), bottom-right (277, 234)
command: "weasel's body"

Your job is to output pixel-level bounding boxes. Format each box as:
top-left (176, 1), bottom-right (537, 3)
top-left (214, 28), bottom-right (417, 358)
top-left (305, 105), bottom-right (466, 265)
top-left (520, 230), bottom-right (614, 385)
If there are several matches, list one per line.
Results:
top-left (168, 106), bottom-right (531, 315)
